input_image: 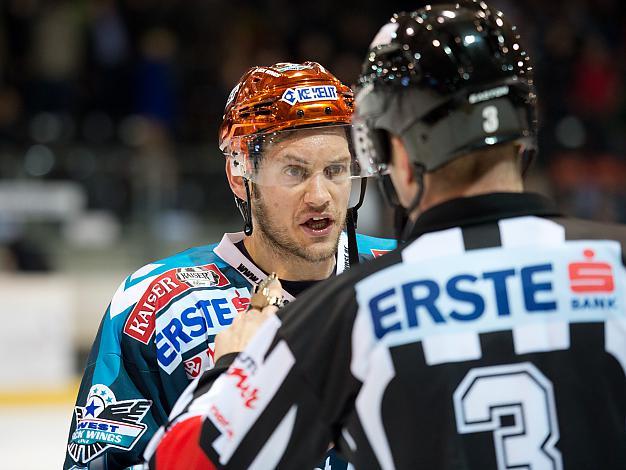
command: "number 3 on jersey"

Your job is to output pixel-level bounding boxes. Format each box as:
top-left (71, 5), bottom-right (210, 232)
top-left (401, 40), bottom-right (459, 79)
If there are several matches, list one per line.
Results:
top-left (453, 363), bottom-right (564, 470)
top-left (482, 105), bottom-right (499, 133)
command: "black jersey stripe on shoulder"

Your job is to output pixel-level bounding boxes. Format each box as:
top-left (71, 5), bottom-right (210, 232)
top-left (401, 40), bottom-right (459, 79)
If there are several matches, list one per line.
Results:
top-left (461, 223), bottom-right (502, 250)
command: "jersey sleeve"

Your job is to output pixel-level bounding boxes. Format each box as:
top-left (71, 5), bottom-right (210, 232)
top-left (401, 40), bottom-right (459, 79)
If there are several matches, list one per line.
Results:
top-left (63, 278), bottom-right (169, 470)
top-left (147, 273), bottom-right (362, 469)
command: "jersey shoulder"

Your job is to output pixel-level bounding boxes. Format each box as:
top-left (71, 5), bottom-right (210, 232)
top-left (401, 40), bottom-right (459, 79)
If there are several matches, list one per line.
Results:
top-left (554, 216), bottom-right (626, 243)
top-left (107, 243), bottom-right (228, 320)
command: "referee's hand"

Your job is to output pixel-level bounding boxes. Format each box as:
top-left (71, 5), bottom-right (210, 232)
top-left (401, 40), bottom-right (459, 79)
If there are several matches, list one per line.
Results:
top-left (213, 274), bottom-right (283, 362)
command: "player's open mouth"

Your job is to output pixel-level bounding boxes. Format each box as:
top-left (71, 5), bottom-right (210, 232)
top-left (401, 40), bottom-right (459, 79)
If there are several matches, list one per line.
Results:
top-left (300, 216), bottom-right (334, 236)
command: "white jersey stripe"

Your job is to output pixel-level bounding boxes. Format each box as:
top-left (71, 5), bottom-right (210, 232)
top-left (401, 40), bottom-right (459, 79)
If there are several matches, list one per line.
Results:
top-left (248, 405), bottom-right (297, 470)
top-left (500, 217), bottom-right (570, 355)
top-left (423, 331), bottom-right (482, 365)
top-left (512, 321), bottom-right (570, 355)
top-left (498, 216), bottom-right (565, 248)
top-left (207, 316), bottom-right (295, 465)
top-left (356, 346), bottom-right (396, 470)
top-left (402, 227), bottom-right (465, 263)
top-left (403, 227), bottom-right (480, 364)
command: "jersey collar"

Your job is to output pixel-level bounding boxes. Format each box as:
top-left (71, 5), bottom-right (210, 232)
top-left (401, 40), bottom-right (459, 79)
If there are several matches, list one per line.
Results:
top-left (408, 192), bottom-right (562, 241)
top-left (214, 231), bottom-right (352, 302)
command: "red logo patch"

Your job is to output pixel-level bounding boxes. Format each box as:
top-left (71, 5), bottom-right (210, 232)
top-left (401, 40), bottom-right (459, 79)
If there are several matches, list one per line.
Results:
top-left (231, 290), bottom-right (250, 312)
top-left (124, 264), bottom-right (230, 344)
top-left (184, 357), bottom-right (203, 379)
top-left (568, 249), bottom-right (615, 293)
top-left (371, 249), bottom-right (390, 258)
top-left (226, 367), bottom-right (259, 409)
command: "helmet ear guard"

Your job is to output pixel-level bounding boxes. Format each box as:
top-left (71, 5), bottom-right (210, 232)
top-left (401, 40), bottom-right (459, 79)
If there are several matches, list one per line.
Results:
top-left (397, 84), bottom-right (537, 172)
top-left (228, 155), bottom-right (244, 177)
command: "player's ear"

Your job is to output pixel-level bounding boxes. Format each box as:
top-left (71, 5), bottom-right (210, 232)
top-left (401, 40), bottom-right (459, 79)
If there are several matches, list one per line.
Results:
top-left (225, 157), bottom-right (247, 200)
top-left (390, 135), bottom-right (415, 185)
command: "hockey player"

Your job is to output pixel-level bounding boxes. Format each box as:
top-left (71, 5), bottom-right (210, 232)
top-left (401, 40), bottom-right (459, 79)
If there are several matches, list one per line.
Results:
top-left (147, 2), bottom-right (626, 469)
top-left (64, 61), bottom-right (394, 469)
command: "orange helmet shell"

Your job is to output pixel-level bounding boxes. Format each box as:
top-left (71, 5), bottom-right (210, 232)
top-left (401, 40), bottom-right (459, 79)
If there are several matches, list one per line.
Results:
top-left (218, 62), bottom-right (354, 155)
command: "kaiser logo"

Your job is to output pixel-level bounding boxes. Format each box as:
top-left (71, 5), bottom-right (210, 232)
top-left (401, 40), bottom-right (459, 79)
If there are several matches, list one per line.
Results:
top-left (68, 385), bottom-right (151, 464)
top-left (176, 265), bottom-right (229, 288)
top-left (568, 249), bottom-right (614, 293)
top-left (124, 264), bottom-right (230, 344)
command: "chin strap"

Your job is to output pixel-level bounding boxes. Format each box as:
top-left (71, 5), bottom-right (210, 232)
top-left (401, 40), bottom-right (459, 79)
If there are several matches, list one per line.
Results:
top-left (346, 207), bottom-right (359, 266)
top-left (234, 178), bottom-right (254, 236)
top-left (345, 178), bottom-right (368, 266)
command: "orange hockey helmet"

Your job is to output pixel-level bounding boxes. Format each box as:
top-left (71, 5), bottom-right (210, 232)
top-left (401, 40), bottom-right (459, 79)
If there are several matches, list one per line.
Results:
top-left (219, 62), bottom-right (368, 250)
top-left (218, 62), bottom-right (354, 157)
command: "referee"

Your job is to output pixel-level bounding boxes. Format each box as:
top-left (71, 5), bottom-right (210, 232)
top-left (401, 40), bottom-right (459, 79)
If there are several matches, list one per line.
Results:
top-left (148, 2), bottom-right (626, 468)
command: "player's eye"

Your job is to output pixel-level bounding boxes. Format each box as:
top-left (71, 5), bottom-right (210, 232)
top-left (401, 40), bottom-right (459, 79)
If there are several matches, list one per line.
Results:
top-left (324, 164), bottom-right (348, 179)
top-left (283, 165), bottom-right (308, 180)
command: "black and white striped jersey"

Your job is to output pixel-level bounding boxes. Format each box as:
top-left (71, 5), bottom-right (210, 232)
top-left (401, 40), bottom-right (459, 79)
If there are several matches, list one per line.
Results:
top-left (148, 192), bottom-right (626, 470)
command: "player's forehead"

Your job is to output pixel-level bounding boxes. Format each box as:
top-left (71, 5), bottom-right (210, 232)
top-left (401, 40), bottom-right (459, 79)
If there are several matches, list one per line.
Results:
top-left (264, 127), bottom-right (351, 163)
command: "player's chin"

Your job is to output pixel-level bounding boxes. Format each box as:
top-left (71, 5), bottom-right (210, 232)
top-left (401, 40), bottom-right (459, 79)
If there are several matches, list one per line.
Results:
top-left (298, 227), bottom-right (341, 258)
top-left (300, 242), bottom-right (337, 262)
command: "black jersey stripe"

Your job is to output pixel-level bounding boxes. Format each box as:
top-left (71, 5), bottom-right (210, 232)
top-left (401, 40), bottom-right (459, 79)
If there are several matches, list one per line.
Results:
top-left (461, 223), bottom-right (502, 250)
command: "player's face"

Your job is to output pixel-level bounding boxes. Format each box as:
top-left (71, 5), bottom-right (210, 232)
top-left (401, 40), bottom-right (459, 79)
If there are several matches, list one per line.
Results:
top-left (251, 128), bottom-right (351, 263)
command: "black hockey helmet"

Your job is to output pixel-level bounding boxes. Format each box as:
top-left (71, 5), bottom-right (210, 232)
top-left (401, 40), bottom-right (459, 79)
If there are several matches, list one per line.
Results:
top-left (352, 1), bottom-right (537, 181)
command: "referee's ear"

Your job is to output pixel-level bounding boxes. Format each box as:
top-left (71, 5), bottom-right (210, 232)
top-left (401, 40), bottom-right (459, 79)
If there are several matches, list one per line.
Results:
top-left (388, 134), bottom-right (420, 209)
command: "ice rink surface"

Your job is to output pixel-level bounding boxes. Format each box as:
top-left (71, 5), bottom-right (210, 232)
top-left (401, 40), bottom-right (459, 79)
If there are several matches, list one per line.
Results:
top-left (1, 401), bottom-right (74, 469)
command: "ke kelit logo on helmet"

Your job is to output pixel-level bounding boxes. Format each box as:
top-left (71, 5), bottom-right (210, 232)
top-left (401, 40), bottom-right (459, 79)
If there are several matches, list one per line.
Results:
top-left (68, 385), bottom-right (151, 464)
top-left (124, 264), bottom-right (230, 344)
top-left (280, 85), bottom-right (338, 106)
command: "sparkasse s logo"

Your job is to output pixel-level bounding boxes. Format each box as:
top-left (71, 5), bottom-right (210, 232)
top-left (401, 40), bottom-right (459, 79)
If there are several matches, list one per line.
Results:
top-left (568, 249), bottom-right (614, 293)
top-left (569, 249), bottom-right (617, 311)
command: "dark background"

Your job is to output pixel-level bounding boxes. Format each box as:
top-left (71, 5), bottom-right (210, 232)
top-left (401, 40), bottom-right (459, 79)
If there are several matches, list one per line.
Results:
top-left (0, 0), bottom-right (625, 271)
